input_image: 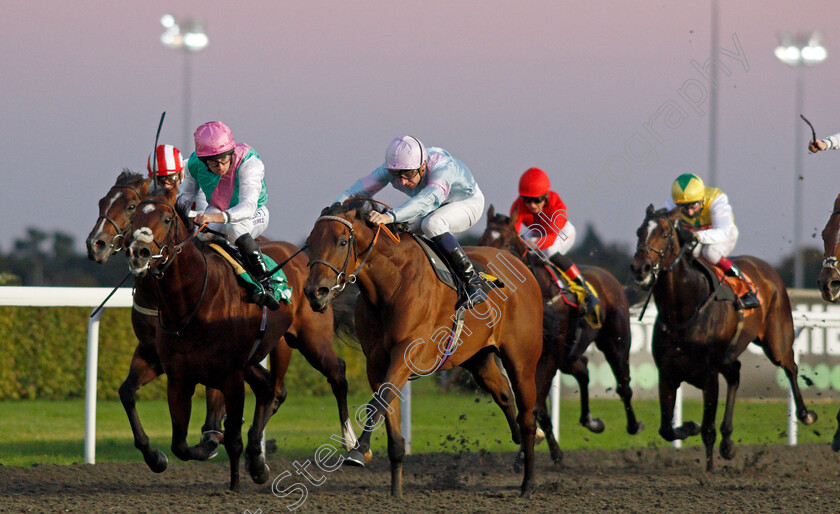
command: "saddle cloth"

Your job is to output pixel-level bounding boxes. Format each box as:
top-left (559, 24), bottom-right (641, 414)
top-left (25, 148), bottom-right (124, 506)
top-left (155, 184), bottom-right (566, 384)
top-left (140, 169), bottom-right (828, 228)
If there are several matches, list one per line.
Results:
top-left (542, 263), bottom-right (602, 329)
top-left (410, 233), bottom-right (504, 294)
top-left (208, 243), bottom-right (293, 304)
top-left (703, 259), bottom-right (755, 299)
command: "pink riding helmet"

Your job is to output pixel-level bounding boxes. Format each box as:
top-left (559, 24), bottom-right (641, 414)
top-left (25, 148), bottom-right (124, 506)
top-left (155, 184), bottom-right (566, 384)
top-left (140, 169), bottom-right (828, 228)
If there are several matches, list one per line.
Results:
top-left (384, 136), bottom-right (427, 170)
top-left (194, 121), bottom-right (236, 158)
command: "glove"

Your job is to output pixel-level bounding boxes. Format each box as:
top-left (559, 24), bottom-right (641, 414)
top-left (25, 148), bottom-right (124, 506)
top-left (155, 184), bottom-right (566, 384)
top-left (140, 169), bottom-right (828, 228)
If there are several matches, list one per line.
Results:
top-left (676, 224), bottom-right (697, 245)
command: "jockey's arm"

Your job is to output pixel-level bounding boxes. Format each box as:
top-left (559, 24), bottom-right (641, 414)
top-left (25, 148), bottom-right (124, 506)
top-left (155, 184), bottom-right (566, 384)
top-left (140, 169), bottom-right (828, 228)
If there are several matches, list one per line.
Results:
top-left (177, 173), bottom-right (199, 210)
top-left (222, 156), bottom-right (264, 223)
top-left (695, 193), bottom-right (733, 245)
top-left (391, 182), bottom-right (447, 223)
top-left (334, 168), bottom-right (389, 204)
top-left (822, 132), bottom-right (840, 150)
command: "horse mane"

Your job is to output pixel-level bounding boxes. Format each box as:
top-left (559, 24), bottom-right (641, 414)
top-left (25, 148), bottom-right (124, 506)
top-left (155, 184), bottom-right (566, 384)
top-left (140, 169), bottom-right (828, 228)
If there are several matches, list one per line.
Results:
top-left (116, 169), bottom-right (147, 186)
top-left (321, 198), bottom-right (384, 219)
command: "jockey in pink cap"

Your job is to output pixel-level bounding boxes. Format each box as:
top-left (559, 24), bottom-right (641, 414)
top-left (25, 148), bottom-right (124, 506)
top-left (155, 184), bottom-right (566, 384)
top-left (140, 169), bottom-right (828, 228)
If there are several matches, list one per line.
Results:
top-left (178, 121), bottom-right (279, 310)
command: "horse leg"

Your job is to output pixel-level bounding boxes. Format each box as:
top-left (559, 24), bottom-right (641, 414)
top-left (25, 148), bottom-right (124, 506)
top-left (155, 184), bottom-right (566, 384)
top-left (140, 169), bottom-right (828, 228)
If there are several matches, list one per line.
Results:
top-left (199, 388), bottom-right (225, 456)
top-left (718, 360), bottom-right (741, 461)
top-left (220, 374), bottom-right (246, 492)
top-left (700, 373), bottom-right (720, 472)
top-left (558, 354), bottom-right (604, 433)
top-left (268, 340), bottom-right (292, 416)
top-left (657, 376), bottom-right (700, 441)
top-left (243, 363), bottom-right (275, 484)
top-left (832, 408), bottom-right (840, 452)
top-left (345, 354), bottom-right (390, 467)
top-left (594, 329), bottom-right (643, 435)
top-left (761, 334), bottom-right (818, 425)
top-left (498, 347), bottom-right (538, 498)
top-left (533, 350), bottom-right (563, 465)
top-left (119, 345), bottom-right (168, 473)
top-left (287, 333), bottom-right (354, 450)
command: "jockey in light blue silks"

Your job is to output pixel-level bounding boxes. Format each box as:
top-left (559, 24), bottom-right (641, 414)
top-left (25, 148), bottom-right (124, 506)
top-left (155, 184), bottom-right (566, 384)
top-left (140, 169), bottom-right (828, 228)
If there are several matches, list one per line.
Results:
top-left (178, 121), bottom-right (279, 310)
top-left (335, 135), bottom-right (487, 309)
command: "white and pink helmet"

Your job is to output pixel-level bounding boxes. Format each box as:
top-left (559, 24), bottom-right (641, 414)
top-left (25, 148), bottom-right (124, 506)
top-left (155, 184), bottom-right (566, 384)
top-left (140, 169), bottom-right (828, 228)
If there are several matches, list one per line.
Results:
top-left (147, 144), bottom-right (185, 177)
top-left (384, 136), bottom-right (428, 170)
top-left (194, 121), bottom-right (236, 158)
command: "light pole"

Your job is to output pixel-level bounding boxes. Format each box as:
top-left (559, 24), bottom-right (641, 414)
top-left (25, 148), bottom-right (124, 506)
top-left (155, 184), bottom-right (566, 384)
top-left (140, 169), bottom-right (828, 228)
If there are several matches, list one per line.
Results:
top-left (775, 32), bottom-right (827, 289)
top-left (160, 14), bottom-right (209, 152)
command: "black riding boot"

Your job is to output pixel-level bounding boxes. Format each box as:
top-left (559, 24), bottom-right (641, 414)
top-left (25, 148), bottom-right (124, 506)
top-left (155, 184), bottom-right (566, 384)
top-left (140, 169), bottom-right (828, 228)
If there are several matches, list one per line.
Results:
top-left (432, 232), bottom-right (487, 309)
top-left (236, 234), bottom-right (281, 311)
top-left (725, 263), bottom-right (760, 310)
top-left (549, 253), bottom-right (599, 314)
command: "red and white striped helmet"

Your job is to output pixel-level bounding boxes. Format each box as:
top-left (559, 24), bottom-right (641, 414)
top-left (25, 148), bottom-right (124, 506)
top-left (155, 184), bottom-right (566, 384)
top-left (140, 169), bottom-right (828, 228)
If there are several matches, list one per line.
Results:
top-left (147, 144), bottom-right (185, 177)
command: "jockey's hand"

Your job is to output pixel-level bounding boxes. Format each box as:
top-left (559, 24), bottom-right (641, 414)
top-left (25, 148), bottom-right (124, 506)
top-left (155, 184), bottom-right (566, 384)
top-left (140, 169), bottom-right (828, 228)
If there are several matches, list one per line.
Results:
top-left (367, 211), bottom-right (394, 226)
top-left (194, 212), bottom-right (226, 225)
top-left (809, 140), bottom-right (828, 153)
top-left (676, 225), bottom-right (697, 244)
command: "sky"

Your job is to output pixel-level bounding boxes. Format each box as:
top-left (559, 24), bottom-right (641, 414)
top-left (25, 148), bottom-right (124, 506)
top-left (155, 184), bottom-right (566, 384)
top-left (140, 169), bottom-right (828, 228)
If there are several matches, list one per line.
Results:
top-left (4, 0), bottom-right (840, 269)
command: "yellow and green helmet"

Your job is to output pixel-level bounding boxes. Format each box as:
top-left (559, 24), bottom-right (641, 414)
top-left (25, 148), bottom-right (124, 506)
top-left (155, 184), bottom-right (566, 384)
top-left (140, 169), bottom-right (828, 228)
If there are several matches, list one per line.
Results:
top-left (671, 173), bottom-right (705, 204)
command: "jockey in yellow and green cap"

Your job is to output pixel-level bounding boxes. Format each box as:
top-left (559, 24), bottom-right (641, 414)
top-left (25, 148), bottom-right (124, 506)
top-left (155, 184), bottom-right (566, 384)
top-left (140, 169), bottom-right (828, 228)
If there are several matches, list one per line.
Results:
top-left (667, 173), bottom-right (760, 310)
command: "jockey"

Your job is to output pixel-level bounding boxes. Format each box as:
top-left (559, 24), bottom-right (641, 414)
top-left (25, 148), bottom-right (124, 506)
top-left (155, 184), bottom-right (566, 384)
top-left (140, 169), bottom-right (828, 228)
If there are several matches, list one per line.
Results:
top-left (667, 173), bottom-right (760, 310)
top-left (809, 132), bottom-right (840, 153)
top-left (511, 167), bottom-right (598, 313)
top-left (178, 121), bottom-right (280, 311)
top-left (147, 144), bottom-right (208, 212)
top-left (335, 135), bottom-right (487, 309)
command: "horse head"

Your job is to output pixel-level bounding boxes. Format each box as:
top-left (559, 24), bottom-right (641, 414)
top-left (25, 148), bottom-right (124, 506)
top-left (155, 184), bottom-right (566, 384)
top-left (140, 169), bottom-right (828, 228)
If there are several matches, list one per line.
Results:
top-left (87, 170), bottom-right (151, 263)
top-left (629, 204), bottom-right (688, 290)
top-left (304, 199), bottom-right (378, 313)
top-left (477, 204), bottom-right (529, 259)
top-left (818, 194), bottom-right (840, 302)
top-left (125, 188), bottom-right (192, 278)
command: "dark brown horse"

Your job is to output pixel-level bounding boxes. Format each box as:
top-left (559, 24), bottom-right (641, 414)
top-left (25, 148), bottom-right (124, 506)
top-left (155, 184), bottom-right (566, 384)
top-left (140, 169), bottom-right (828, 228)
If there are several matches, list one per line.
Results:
top-left (477, 205), bottom-right (642, 464)
top-left (119, 187), bottom-right (353, 490)
top-left (87, 171), bottom-right (232, 457)
top-left (630, 205), bottom-right (816, 471)
top-left (816, 193), bottom-right (840, 451)
top-left (303, 201), bottom-right (544, 498)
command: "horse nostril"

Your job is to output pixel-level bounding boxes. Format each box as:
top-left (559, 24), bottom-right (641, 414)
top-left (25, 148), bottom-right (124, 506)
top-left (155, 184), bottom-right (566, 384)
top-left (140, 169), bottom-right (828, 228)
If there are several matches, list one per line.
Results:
top-left (643, 264), bottom-right (651, 274)
top-left (316, 287), bottom-right (329, 298)
top-left (139, 248), bottom-right (151, 260)
top-left (94, 240), bottom-right (107, 250)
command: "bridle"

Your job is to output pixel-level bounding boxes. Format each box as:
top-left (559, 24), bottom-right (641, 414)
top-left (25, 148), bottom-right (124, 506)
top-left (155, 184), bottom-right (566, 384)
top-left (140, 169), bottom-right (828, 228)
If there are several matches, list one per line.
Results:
top-left (95, 183), bottom-right (144, 254)
top-left (635, 211), bottom-right (691, 282)
top-left (309, 201), bottom-right (400, 295)
top-left (822, 209), bottom-right (840, 275)
top-left (131, 198), bottom-right (209, 335)
top-left (486, 222), bottom-right (529, 259)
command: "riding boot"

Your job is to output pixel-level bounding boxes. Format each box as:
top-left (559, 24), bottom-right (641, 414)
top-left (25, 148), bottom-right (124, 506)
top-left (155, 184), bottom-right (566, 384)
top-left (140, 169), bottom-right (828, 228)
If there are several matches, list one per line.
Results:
top-left (724, 262), bottom-right (760, 310)
top-left (236, 234), bottom-right (281, 311)
top-left (432, 232), bottom-right (487, 309)
top-left (549, 254), bottom-right (599, 314)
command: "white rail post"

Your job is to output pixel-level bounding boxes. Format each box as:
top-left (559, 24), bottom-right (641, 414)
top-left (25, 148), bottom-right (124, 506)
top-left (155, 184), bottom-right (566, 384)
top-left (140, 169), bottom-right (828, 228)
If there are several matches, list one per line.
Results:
top-left (672, 385), bottom-right (683, 449)
top-left (401, 381), bottom-right (411, 455)
top-left (788, 332), bottom-right (801, 446)
top-left (85, 307), bottom-right (103, 464)
top-left (550, 370), bottom-right (560, 440)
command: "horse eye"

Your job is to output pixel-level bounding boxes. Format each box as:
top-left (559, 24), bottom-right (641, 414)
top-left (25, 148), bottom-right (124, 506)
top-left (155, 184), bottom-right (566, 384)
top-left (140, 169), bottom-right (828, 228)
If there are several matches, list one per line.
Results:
top-left (339, 239), bottom-right (348, 247)
top-left (163, 217), bottom-right (172, 225)
top-left (127, 204), bottom-right (136, 212)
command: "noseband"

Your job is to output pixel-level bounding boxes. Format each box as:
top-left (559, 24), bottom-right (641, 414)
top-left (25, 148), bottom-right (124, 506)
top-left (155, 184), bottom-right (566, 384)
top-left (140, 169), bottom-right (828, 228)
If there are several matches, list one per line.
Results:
top-left (95, 184), bottom-right (144, 253)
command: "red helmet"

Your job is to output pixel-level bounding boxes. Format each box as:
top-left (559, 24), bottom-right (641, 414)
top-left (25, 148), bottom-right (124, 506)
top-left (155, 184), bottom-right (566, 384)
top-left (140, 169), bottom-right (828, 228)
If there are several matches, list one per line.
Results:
top-left (147, 144), bottom-right (185, 177)
top-left (518, 167), bottom-right (551, 197)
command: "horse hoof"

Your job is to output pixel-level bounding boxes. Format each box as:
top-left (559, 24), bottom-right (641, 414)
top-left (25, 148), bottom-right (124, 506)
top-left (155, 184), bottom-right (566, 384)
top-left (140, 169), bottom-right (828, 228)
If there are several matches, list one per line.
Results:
top-left (345, 449), bottom-right (368, 467)
top-left (251, 463), bottom-right (270, 485)
top-left (519, 482), bottom-right (536, 498)
top-left (145, 450), bottom-right (168, 473)
top-left (584, 418), bottom-right (605, 434)
top-left (534, 427), bottom-right (546, 445)
top-left (719, 440), bottom-right (736, 460)
top-left (550, 451), bottom-right (564, 467)
top-left (628, 421), bottom-right (645, 435)
top-left (801, 410), bottom-right (818, 425)
top-left (683, 421), bottom-right (701, 437)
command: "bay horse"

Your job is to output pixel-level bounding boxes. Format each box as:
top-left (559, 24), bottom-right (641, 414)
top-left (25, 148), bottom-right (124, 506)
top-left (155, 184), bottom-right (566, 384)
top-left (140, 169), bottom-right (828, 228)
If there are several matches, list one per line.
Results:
top-left (630, 205), bottom-right (816, 471)
top-left (87, 170), bottom-right (232, 456)
top-left (118, 186), bottom-right (353, 490)
top-left (815, 193), bottom-right (840, 451)
top-left (477, 205), bottom-right (642, 465)
top-left (303, 201), bottom-right (544, 498)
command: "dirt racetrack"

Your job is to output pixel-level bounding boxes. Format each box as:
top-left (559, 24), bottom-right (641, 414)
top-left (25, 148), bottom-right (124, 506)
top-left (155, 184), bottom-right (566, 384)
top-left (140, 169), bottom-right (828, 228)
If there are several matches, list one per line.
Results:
top-left (1, 443), bottom-right (838, 513)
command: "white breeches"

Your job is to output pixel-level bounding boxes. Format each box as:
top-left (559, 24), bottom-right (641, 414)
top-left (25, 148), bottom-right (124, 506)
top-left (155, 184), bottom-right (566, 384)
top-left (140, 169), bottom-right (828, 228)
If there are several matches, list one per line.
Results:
top-left (405, 188), bottom-right (485, 237)
top-left (207, 206), bottom-right (270, 242)
top-left (524, 221), bottom-right (577, 256)
top-left (692, 224), bottom-right (738, 265)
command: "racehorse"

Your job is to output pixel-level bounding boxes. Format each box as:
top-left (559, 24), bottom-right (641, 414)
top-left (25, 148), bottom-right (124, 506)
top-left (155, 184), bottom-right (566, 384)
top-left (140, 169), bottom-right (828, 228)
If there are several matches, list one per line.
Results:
top-left (630, 205), bottom-right (817, 471)
top-left (303, 200), bottom-right (544, 498)
top-left (118, 186), bottom-right (353, 490)
top-left (477, 205), bottom-right (642, 464)
top-left (87, 170), bottom-right (232, 452)
top-left (816, 193), bottom-right (840, 451)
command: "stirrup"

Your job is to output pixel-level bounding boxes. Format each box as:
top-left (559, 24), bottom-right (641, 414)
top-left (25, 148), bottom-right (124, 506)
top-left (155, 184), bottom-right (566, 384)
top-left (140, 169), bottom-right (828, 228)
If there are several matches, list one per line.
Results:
top-left (259, 284), bottom-right (281, 311)
top-left (738, 291), bottom-right (760, 310)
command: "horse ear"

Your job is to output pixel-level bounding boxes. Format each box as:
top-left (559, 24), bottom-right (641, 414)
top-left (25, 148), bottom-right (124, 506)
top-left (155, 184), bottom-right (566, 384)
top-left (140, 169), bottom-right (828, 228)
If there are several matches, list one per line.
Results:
top-left (487, 204), bottom-right (495, 222)
top-left (646, 204), bottom-right (654, 216)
